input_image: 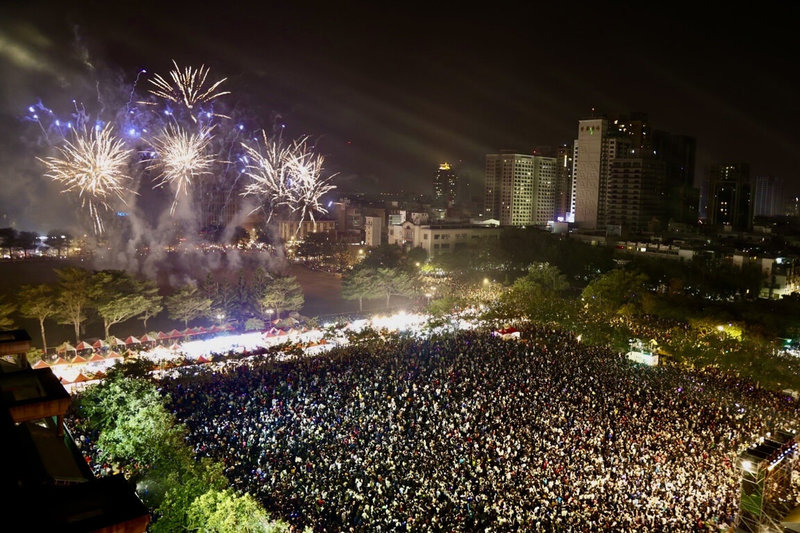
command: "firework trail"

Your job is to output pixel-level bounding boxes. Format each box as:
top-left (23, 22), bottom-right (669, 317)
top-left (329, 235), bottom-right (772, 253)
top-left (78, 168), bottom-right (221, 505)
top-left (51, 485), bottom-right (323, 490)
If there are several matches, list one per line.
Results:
top-left (143, 60), bottom-right (230, 121)
top-left (240, 132), bottom-right (336, 235)
top-left (285, 138), bottom-right (336, 235)
top-left (148, 124), bottom-right (216, 214)
top-left (38, 123), bottom-right (133, 233)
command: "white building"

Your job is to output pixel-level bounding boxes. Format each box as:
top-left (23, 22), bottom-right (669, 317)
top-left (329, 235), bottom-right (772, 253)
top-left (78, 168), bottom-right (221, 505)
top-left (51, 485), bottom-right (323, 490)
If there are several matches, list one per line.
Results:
top-left (279, 219), bottom-right (336, 242)
top-left (387, 221), bottom-right (501, 258)
top-left (571, 118), bottom-right (608, 229)
top-left (484, 153), bottom-right (558, 226)
top-left (364, 216), bottom-right (383, 247)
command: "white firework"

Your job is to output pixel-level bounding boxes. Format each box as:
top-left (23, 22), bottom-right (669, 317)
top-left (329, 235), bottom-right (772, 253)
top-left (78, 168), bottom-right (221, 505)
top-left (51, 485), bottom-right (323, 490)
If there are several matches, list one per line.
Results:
top-left (38, 124), bottom-right (132, 233)
top-left (147, 60), bottom-right (230, 109)
top-left (149, 124), bottom-right (216, 214)
top-left (240, 132), bottom-right (336, 235)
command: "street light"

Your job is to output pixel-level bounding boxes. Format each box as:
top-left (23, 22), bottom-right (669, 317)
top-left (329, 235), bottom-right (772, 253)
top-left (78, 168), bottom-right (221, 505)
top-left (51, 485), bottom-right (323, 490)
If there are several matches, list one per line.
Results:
top-left (266, 308), bottom-right (274, 324)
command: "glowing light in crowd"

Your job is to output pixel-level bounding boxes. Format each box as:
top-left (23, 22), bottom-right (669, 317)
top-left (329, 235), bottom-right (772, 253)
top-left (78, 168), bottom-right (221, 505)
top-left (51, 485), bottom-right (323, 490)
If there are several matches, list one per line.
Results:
top-left (146, 60), bottom-right (230, 111)
top-left (148, 124), bottom-right (215, 214)
top-left (38, 124), bottom-right (133, 233)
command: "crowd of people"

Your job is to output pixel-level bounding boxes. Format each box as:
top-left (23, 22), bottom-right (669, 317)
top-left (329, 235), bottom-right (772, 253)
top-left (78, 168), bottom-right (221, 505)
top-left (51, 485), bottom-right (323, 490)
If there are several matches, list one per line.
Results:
top-left (160, 326), bottom-right (799, 531)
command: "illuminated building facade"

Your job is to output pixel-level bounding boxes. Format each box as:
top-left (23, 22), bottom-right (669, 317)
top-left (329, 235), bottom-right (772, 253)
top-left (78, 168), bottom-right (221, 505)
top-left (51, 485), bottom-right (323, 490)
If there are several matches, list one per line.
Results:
top-left (484, 153), bottom-right (557, 226)
top-left (433, 162), bottom-right (458, 208)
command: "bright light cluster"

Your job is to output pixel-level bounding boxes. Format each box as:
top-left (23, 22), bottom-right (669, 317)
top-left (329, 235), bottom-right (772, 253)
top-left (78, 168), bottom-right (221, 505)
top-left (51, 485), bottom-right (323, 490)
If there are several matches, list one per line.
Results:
top-left (38, 123), bottom-right (132, 233)
top-left (148, 124), bottom-right (216, 213)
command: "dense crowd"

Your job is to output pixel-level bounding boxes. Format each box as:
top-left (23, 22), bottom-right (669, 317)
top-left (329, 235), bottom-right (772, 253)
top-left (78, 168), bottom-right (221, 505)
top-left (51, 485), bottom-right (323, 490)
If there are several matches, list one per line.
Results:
top-left (161, 326), bottom-right (798, 531)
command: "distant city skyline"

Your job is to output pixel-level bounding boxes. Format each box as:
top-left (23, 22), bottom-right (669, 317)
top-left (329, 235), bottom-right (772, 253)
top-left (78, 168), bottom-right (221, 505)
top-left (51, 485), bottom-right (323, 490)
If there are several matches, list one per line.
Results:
top-left (1, 2), bottom-right (798, 232)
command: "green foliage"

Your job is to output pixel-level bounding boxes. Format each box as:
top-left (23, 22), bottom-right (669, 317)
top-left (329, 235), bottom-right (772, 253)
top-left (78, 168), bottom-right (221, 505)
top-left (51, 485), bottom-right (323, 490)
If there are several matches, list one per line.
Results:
top-left (257, 276), bottom-right (304, 319)
top-left (55, 266), bottom-right (93, 342)
top-left (166, 285), bottom-right (213, 328)
top-left (341, 267), bottom-right (381, 312)
top-left (581, 268), bottom-right (649, 315)
top-left (245, 318), bottom-right (265, 331)
top-left (25, 347), bottom-right (43, 365)
top-left (186, 488), bottom-right (289, 533)
top-left (0, 295), bottom-right (16, 329)
top-left (91, 270), bottom-right (155, 338)
top-left (17, 284), bottom-right (58, 350)
top-left (75, 373), bottom-right (285, 532)
top-left (375, 267), bottom-right (419, 308)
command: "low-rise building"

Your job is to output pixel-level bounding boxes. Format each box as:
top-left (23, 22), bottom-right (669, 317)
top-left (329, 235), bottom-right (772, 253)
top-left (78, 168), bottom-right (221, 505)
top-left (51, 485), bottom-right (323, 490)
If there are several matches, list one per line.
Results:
top-left (387, 221), bottom-right (500, 258)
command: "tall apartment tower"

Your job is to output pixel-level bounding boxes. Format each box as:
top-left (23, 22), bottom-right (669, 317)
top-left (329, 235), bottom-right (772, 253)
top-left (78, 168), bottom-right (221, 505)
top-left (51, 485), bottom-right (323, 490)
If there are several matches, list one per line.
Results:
top-left (434, 162), bottom-right (458, 208)
top-left (570, 118), bottom-right (635, 229)
top-left (570, 113), bottom-right (696, 231)
top-left (707, 163), bottom-right (752, 230)
top-left (753, 175), bottom-right (784, 217)
top-left (553, 144), bottom-right (574, 222)
top-left (484, 152), bottom-right (557, 226)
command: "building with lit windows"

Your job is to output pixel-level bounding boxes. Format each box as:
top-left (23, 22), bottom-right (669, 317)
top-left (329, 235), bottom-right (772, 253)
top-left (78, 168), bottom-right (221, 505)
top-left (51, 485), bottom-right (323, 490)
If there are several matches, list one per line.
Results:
top-left (483, 153), bottom-right (557, 226)
top-left (707, 163), bottom-right (752, 230)
top-left (387, 221), bottom-right (500, 257)
top-left (433, 162), bottom-right (458, 208)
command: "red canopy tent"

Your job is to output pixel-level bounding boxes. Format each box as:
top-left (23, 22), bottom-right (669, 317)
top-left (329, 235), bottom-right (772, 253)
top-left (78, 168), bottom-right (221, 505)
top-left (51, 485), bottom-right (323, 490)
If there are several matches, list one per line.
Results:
top-left (139, 334), bottom-right (155, 343)
top-left (88, 353), bottom-right (105, 362)
top-left (70, 355), bottom-right (88, 364)
top-left (32, 360), bottom-right (49, 369)
top-left (207, 325), bottom-right (220, 334)
top-left (92, 339), bottom-right (109, 350)
top-left (75, 341), bottom-right (93, 352)
top-left (124, 336), bottom-right (140, 345)
top-left (92, 370), bottom-right (106, 379)
top-left (72, 373), bottom-right (89, 383)
top-left (57, 343), bottom-right (77, 355)
top-left (196, 355), bottom-right (209, 364)
top-left (194, 326), bottom-right (207, 334)
top-left (110, 337), bottom-right (126, 347)
top-left (51, 356), bottom-right (69, 366)
top-left (106, 350), bottom-right (123, 360)
top-left (184, 328), bottom-right (198, 336)
top-left (167, 329), bottom-right (183, 339)
top-left (169, 343), bottom-right (181, 351)
top-left (157, 331), bottom-right (170, 341)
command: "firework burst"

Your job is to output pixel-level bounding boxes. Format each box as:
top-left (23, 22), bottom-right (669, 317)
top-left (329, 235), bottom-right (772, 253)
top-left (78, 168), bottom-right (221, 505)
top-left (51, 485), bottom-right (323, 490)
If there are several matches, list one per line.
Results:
top-left (38, 124), bottom-right (132, 233)
top-left (148, 124), bottom-right (216, 214)
top-left (145, 60), bottom-right (229, 117)
top-left (240, 132), bottom-right (336, 235)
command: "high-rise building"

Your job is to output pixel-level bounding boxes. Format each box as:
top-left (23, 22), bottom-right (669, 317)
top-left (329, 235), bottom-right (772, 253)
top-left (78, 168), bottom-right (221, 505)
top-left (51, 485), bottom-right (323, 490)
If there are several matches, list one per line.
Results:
top-left (753, 175), bottom-right (784, 217)
top-left (554, 144), bottom-right (574, 222)
top-left (570, 113), bottom-right (696, 231)
top-left (606, 157), bottom-right (666, 232)
top-left (707, 163), bottom-right (752, 230)
top-left (434, 162), bottom-right (458, 208)
top-left (484, 153), bottom-right (557, 226)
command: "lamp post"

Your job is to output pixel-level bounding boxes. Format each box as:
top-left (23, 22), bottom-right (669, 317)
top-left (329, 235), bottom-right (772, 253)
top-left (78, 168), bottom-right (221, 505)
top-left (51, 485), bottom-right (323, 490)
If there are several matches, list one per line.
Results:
top-left (266, 308), bottom-right (274, 324)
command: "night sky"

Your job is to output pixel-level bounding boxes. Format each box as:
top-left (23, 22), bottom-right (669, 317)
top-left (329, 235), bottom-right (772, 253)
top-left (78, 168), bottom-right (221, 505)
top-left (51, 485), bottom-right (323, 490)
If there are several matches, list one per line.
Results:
top-left (1, 1), bottom-right (798, 232)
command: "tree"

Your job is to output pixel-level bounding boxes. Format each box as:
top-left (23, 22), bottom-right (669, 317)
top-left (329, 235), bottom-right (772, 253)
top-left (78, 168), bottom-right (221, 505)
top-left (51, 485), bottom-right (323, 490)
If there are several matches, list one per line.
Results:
top-left (257, 276), bottom-right (304, 319)
top-left (0, 227), bottom-right (18, 258)
top-left (17, 284), bottom-right (58, 351)
top-left (375, 267), bottom-right (419, 308)
top-left (581, 268), bottom-right (649, 315)
top-left (341, 268), bottom-right (381, 312)
top-left (503, 262), bottom-right (570, 321)
top-left (55, 266), bottom-right (93, 343)
top-left (186, 488), bottom-right (289, 533)
top-left (166, 285), bottom-right (212, 328)
top-left (92, 270), bottom-right (152, 338)
top-left (0, 295), bottom-right (16, 329)
top-left (16, 231), bottom-right (39, 258)
top-left (137, 280), bottom-right (163, 333)
top-left (46, 230), bottom-right (72, 257)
